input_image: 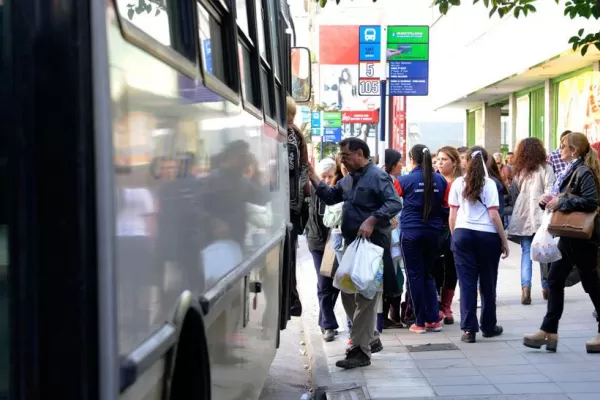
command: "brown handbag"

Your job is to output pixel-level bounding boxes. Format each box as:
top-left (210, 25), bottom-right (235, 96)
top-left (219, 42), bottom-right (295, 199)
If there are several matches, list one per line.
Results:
top-left (548, 167), bottom-right (598, 239)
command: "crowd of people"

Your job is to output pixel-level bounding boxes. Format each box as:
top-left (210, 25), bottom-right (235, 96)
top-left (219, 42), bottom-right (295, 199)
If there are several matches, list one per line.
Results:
top-left (302, 131), bottom-right (600, 370)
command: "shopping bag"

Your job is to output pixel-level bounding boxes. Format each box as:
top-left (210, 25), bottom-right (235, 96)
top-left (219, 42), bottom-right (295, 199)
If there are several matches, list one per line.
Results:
top-left (531, 210), bottom-right (562, 264)
top-left (333, 239), bottom-right (360, 294)
top-left (319, 238), bottom-right (338, 278)
top-left (350, 239), bottom-right (384, 292)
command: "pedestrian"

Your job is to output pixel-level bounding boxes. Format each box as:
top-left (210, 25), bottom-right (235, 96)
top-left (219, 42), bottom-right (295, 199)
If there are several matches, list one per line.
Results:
top-left (524, 132), bottom-right (600, 353)
top-left (448, 146), bottom-right (509, 343)
top-left (397, 144), bottom-right (449, 334)
top-left (506, 137), bottom-right (555, 304)
top-left (308, 137), bottom-right (402, 369)
top-left (306, 158), bottom-right (340, 342)
top-left (434, 146), bottom-right (463, 324)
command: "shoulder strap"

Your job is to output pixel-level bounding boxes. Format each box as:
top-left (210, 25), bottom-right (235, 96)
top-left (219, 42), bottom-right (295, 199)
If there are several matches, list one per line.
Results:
top-left (564, 166), bottom-right (584, 195)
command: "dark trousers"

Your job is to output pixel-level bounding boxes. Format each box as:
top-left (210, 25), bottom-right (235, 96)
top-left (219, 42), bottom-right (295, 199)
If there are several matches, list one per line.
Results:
top-left (401, 228), bottom-right (439, 326)
top-left (310, 249), bottom-right (340, 330)
top-left (541, 237), bottom-right (600, 334)
top-left (452, 228), bottom-right (501, 333)
top-left (433, 249), bottom-right (458, 294)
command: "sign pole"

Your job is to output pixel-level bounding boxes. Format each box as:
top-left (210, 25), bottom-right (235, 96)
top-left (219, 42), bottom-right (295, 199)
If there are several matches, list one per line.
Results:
top-left (378, 25), bottom-right (387, 166)
top-left (320, 111), bottom-right (324, 160)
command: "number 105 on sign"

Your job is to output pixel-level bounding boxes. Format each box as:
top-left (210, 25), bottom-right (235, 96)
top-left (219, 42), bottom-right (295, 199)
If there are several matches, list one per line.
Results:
top-left (359, 79), bottom-right (380, 96)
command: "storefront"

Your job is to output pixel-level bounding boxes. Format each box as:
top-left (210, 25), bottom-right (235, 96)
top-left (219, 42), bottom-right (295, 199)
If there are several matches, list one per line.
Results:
top-left (554, 67), bottom-right (600, 146)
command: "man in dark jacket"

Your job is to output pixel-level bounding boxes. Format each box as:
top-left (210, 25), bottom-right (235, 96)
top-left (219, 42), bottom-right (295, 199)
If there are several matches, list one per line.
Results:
top-left (308, 137), bottom-right (403, 369)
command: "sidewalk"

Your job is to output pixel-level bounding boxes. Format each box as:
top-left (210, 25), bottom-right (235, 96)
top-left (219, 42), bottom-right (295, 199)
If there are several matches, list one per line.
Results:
top-left (297, 237), bottom-right (600, 400)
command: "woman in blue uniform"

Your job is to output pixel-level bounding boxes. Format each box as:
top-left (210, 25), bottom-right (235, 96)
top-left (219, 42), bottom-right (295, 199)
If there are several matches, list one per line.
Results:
top-left (397, 144), bottom-right (449, 333)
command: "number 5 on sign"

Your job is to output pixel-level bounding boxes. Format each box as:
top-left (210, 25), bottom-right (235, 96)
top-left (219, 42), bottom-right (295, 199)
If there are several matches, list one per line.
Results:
top-left (359, 62), bottom-right (382, 79)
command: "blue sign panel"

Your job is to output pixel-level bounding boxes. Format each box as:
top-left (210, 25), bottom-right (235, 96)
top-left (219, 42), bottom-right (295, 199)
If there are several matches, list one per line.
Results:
top-left (324, 128), bottom-right (342, 143)
top-left (311, 112), bottom-right (321, 128)
top-left (389, 61), bottom-right (429, 80)
top-left (359, 44), bottom-right (380, 61)
top-left (359, 26), bottom-right (381, 44)
top-left (203, 40), bottom-right (213, 74)
top-left (388, 79), bottom-right (429, 96)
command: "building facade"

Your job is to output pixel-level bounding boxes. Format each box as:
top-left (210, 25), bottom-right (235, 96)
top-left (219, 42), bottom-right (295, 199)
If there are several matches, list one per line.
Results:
top-left (430, 2), bottom-right (600, 152)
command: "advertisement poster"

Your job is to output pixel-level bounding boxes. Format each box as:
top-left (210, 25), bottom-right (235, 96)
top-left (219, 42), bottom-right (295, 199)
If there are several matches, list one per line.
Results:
top-left (556, 70), bottom-right (600, 144)
top-left (319, 25), bottom-right (379, 111)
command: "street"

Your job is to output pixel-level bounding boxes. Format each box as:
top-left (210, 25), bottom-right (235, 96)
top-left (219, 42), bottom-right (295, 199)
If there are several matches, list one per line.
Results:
top-left (264, 236), bottom-right (600, 399)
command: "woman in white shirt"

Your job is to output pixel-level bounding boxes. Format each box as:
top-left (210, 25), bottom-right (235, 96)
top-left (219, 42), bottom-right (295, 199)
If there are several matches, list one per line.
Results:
top-left (448, 146), bottom-right (509, 343)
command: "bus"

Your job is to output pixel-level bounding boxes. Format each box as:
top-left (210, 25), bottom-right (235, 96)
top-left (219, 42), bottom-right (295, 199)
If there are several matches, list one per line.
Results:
top-left (0, 0), bottom-right (312, 398)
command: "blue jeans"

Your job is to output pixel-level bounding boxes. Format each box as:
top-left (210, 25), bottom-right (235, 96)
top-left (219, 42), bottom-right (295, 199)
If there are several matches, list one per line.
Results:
top-left (520, 236), bottom-right (549, 290)
top-left (310, 249), bottom-right (340, 330)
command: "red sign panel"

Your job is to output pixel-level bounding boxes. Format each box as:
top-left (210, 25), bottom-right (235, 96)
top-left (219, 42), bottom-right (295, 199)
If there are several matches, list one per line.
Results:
top-left (391, 97), bottom-right (407, 159)
top-left (341, 110), bottom-right (379, 124)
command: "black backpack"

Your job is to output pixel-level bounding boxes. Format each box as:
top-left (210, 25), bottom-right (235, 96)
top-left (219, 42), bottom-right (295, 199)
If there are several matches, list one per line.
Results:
top-left (287, 126), bottom-right (309, 233)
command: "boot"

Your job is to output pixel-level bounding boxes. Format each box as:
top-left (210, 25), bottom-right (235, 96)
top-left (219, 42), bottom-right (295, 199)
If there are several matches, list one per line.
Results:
top-left (542, 289), bottom-right (549, 301)
top-left (389, 295), bottom-right (403, 324)
top-left (523, 330), bottom-right (558, 352)
top-left (441, 289), bottom-right (455, 325)
top-left (383, 297), bottom-right (403, 329)
top-left (585, 334), bottom-right (600, 353)
top-left (521, 287), bottom-right (531, 305)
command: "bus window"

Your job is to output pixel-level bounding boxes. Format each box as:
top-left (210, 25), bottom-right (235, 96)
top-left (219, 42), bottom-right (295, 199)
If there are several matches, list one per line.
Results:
top-left (254, 0), bottom-right (267, 61)
top-left (265, 0), bottom-right (280, 78)
top-left (116, 0), bottom-right (171, 47)
top-left (197, 2), bottom-right (233, 89)
top-left (235, 0), bottom-right (250, 39)
top-left (260, 68), bottom-right (272, 118)
top-left (238, 42), bottom-right (259, 108)
top-left (0, 1), bottom-right (8, 396)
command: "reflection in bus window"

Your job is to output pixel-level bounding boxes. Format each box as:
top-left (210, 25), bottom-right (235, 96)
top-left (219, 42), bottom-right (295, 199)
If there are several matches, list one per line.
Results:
top-left (238, 43), bottom-right (255, 107)
top-left (116, 0), bottom-right (171, 46)
top-left (266, 0), bottom-right (280, 77)
top-left (235, 0), bottom-right (250, 38)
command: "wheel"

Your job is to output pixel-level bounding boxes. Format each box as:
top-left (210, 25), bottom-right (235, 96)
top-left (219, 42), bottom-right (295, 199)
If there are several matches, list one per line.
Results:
top-left (170, 309), bottom-right (211, 400)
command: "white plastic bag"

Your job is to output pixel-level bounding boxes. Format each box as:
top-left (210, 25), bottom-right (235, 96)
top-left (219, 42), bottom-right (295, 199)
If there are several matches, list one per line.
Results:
top-left (333, 238), bottom-right (384, 299)
top-left (333, 239), bottom-right (360, 294)
top-left (531, 210), bottom-right (562, 263)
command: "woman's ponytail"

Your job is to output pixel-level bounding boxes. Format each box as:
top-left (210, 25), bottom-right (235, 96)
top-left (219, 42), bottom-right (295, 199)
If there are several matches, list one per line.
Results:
top-left (409, 144), bottom-right (433, 221)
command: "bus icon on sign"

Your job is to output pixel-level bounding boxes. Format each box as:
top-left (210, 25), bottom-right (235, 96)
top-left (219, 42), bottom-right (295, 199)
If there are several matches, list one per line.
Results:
top-left (364, 28), bottom-right (376, 41)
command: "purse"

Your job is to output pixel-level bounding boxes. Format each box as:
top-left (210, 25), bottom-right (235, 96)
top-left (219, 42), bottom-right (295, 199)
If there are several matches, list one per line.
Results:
top-left (548, 167), bottom-right (598, 240)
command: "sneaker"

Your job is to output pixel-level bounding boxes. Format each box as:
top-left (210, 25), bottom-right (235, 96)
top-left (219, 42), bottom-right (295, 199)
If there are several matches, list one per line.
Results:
top-left (345, 337), bottom-right (383, 354)
top-left (335, 347), bottom-right (371, 369)
top-left (322, 329), bottom-right (336, 342)
top-left (425, 321), bottom-right (443, 332)
top-left (481, 325), bottom-right (503, 338)
top-left (461, 331), bottom-right (476, 343)
top-left (409, 324), bottom-right (426, 334)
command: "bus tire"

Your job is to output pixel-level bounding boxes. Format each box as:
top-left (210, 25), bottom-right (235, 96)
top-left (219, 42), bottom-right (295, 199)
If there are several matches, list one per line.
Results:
top-left (169, 309), bottom-right (211, 400)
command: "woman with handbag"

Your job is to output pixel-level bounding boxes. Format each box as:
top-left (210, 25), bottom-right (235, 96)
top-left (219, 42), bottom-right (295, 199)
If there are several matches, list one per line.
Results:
top-left (306, 158), bottom-right (340, 342)
top-left (434, 146), bottom-right (463, 324)
top-left (506, 138), bottom-right (555, 305)
top-left (524, 132), bottom-right (600, 353)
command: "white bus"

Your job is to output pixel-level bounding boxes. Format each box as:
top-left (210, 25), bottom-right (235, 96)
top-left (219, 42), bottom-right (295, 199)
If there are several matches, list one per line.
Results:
top-left (0, 0), bottom-right (311, 398)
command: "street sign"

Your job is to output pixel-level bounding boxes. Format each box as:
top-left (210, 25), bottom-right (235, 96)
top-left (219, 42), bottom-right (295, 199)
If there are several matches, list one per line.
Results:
top-left (387, 26), bottom-right (429, 96)
top-left (358, 25), bottom-right (382, 96)
top-left (324, 127), bottom-right (342, 142)
top-left (311, 112), bottom-right (321, 128)
top-left (322, 112), bottom-right (342, 128)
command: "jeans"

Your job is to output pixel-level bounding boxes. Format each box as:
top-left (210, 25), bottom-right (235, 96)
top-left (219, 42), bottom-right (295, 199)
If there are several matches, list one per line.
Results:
top-left (331, 230), bottom-right (344, 265)
top-left (310, 249), bottom-right (340, 330)
top-left (520, 235), bottom-right (549, 290)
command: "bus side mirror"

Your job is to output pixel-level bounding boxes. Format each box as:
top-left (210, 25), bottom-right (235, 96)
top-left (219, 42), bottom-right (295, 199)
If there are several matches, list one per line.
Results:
top-left (291, 47), bottom-right (311, 103)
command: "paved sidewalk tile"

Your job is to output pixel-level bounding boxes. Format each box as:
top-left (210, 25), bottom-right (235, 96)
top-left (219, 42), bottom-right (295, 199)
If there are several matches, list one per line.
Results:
top-left (297, 238), bottom-right (600, 399)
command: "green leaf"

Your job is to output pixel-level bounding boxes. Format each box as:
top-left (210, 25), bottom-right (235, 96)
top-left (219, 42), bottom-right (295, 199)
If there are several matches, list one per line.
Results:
top-left (449, 0), bottom-right (461, 6)
top-left (579, 28), bottom-right (585, 36)
top-left (514, 7), bottom-right (520, 17)
top-left (582, 44), bottom-right (590, 55)
top-left (489, 5), bottom-right (498, 17)
top-left (483, 0), bottom-right (489, 7)
top-left (569, 35), bottom-right (581, 43)
top-left (155, 8), bottom-right (160, 16)
top-left (127, 8), bottom-right (134, 19)
top-left (440, 2), bottom-right (449, 14)
top-left (473, 0), bottom-right (480, 3)
top-left (595, 41), bottom-right (600, 51)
